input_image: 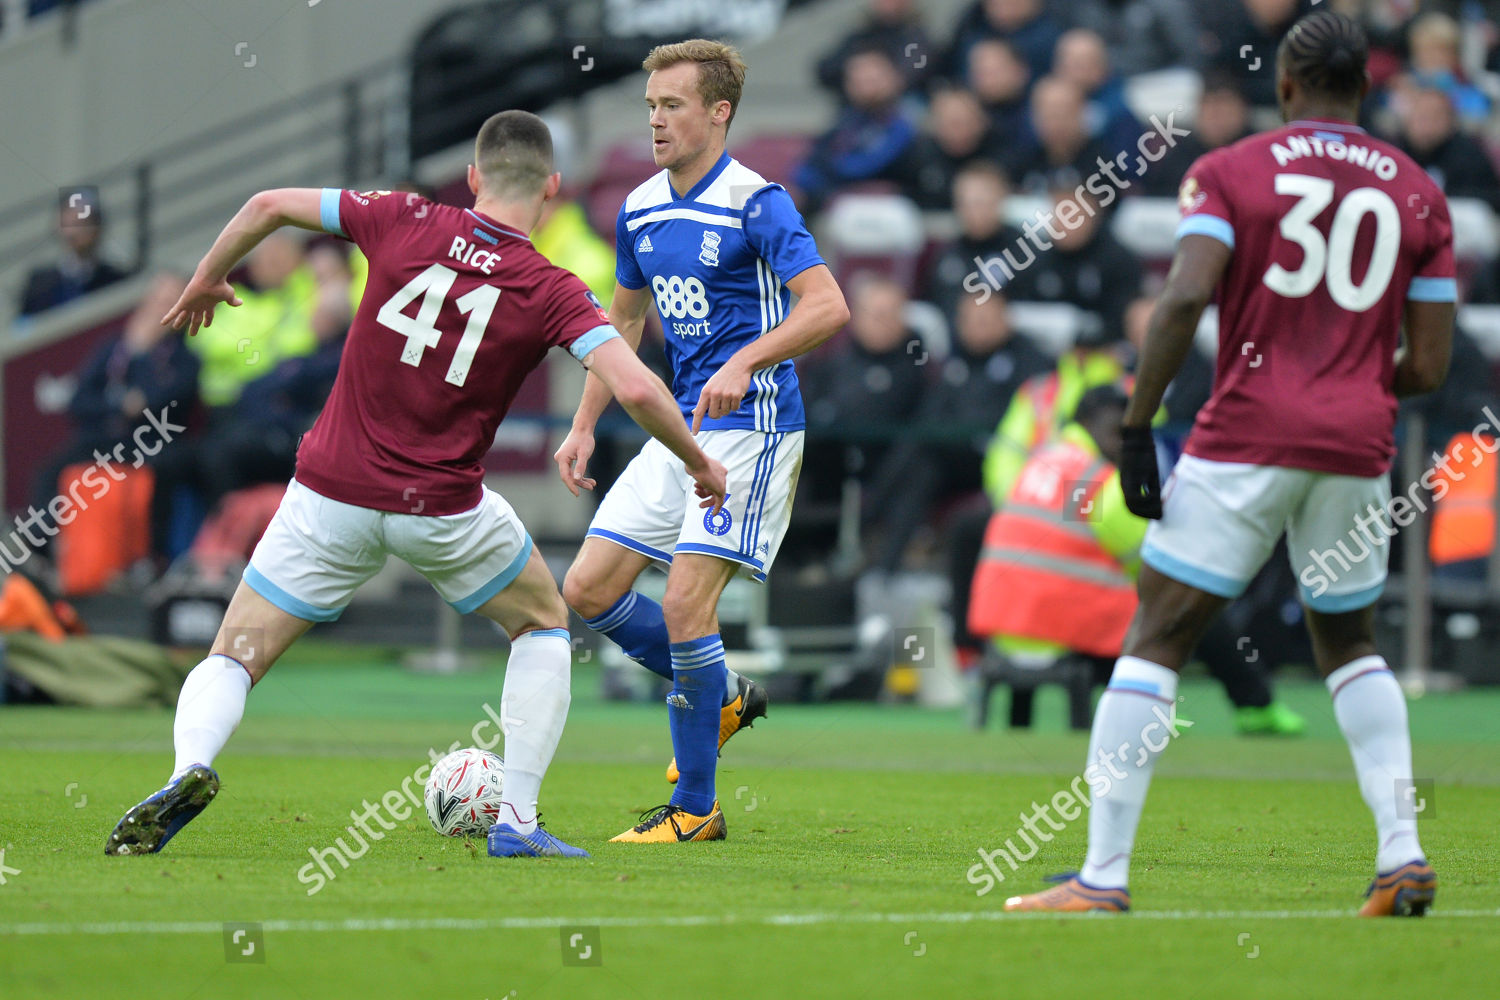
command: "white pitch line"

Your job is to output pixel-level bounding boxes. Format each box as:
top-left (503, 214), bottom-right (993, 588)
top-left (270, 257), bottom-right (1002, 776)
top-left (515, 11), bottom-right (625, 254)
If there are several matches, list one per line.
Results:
top-left (2, 908), bottom-right (1497, 937)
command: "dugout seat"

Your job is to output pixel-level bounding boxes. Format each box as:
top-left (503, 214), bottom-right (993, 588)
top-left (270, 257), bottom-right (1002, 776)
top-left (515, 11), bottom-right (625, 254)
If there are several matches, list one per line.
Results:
top-left (970, 645), bottom-right (1098, 731)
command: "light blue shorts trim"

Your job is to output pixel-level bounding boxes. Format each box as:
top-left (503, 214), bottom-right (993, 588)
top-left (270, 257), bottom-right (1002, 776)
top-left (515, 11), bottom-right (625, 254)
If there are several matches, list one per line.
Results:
top-left (1141, 542), bottom-right (1247, 599)
top-left (450, 533), bottom-right (534, 614)
top-left (244, 564), bottom-right (344, 622)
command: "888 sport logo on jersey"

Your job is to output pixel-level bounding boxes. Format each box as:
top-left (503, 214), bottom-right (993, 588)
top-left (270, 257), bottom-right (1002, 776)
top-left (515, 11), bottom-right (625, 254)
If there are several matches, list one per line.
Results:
top-left (651, 274), bottom-right (712, 338)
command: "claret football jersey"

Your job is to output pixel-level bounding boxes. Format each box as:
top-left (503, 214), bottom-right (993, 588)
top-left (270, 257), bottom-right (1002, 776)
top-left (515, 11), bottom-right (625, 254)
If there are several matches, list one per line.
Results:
top-left (1175, 119), bottom-right (1456, 477)
top-left (297, 189), bottom-right (618, 515)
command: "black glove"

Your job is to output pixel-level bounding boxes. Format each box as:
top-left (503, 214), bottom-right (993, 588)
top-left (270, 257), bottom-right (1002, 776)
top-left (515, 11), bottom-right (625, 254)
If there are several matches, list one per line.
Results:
top-left (1119, 424), bottom-right (1163, 520)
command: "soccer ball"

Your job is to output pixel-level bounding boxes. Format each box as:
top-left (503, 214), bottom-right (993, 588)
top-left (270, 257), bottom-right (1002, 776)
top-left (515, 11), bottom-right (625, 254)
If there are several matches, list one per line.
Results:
top-left (424, 747), bottom-right (505, 836)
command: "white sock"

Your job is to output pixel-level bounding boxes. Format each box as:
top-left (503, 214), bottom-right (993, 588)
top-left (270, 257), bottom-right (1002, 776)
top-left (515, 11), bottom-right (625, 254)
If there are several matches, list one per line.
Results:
top-left (172, 654), bottom-right (252, 781)
top-left (1326, 656), bottom-right (1425, 872)
top-left (1079, 656), bottom-right (1182, 890)
top-left (723, 667), bottom-right (742, 706)
top-left (497, 629), bottom-right (572, 835)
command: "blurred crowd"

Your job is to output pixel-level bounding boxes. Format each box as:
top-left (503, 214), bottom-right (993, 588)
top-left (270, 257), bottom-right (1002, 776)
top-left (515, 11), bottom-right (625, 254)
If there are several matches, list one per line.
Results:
top-left (10, 0), bottom-right (1500, 710)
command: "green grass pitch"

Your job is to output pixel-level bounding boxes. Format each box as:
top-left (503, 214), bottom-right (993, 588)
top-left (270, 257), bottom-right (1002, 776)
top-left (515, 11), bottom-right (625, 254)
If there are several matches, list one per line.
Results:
top-left (2, 641), bottom-right (1497, 999)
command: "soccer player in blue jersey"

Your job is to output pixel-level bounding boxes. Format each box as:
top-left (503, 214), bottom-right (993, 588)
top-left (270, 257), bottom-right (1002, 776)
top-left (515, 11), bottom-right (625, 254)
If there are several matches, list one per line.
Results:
top-left (556, 39), bottom-right (849, 842)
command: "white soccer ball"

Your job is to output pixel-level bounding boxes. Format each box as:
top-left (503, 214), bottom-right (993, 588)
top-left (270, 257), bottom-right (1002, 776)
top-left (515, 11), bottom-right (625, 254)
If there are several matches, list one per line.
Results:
top-left (424, 747), bottom-right (505, 836)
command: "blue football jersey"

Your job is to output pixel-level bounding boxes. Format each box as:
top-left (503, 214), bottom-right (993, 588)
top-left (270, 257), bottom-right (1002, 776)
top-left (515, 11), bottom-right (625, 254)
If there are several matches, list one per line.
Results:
top-left (616, 152), bottom-right (825, 433)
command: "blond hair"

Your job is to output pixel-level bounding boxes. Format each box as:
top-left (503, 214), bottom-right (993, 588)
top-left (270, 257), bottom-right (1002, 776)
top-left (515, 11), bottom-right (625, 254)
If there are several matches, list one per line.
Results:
top-left (642, 39), bottom-right (747, 130)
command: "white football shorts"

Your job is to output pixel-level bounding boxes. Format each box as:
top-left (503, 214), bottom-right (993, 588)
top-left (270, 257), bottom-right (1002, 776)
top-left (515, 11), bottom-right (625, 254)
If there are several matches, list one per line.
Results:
top-left (245, 478), bottom-right (533, 621)
top-left (1142, 454), bottom-right (1392, 613)
top-left (586, 429), bottom-right (805, 582)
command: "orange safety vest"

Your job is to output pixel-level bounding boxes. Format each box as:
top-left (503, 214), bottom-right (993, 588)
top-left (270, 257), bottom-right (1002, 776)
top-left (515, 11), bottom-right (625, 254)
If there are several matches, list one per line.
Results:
top-left (968, 439), bottom-right (1137, 657)
top-left (1430, 432), bottom-right (1496, 565)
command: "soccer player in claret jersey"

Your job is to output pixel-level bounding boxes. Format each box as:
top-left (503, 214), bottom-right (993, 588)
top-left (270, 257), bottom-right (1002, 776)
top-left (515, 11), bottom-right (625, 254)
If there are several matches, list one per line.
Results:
top-left (1005, 12), bottom-right (1454, 915)
top-left (555, 40), bottom-right (849, 842)
top-left (104, 111), bottom-right (727, 859)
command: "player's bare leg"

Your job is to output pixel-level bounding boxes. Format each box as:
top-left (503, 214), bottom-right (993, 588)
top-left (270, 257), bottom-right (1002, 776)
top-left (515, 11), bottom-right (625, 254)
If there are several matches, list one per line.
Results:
top-left (471, 547), bottom-right (586, 857)
top-left (567, 536), bottom-right (764, 784)
top-left (106, 584), bottom-right (314, 855)
top-left (1006, 567), bottom-right (1227, 910)
top-left (1305, 605), bottom-right (1433, 915)
top-left (612, 553), bottom-right (739, 842)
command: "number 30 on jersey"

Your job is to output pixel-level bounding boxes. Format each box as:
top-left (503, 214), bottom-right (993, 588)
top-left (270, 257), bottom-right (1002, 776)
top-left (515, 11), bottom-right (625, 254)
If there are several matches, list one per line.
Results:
top-left (1263, 174), bottom-right (1399, 313)
top-left (376, 263), bottom-right (499, 387)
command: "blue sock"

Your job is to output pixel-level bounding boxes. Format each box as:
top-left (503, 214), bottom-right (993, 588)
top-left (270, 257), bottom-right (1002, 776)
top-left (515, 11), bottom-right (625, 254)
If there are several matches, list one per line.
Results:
top-left (667, 634), bottom-right (727, 816)
top-left (582, 592), bottom-right (671, 681)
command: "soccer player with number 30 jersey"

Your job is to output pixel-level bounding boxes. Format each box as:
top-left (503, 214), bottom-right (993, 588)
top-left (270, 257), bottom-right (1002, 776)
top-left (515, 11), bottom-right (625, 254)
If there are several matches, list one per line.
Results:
top-left (1005, 12), bottom-right (1455, 915)
top-left (106, 111), bottom-right (727, 860)
top-left (555, 40), bottom-right (849, 843)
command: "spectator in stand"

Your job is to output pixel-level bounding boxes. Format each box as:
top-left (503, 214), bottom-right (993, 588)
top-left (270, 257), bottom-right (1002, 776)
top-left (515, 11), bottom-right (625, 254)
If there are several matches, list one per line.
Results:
top-left (948, 0), bottom-right (1061, 86)
top-left (1053, 29), bottom-right (1145, 157)
top-left (1059, 0), bottom-right (1203, 76)
top-left (1201, 0), bottom-right (1307, 110)
top-left (922, 160), bottom-right (1022, 324)
top-left (1395, 81), bottom-right (1500, 212)
top-left (148, 232), bottom-right (322, 562)
top-left (1002, 181), bottom-right (1142, 338)
top-left (1401, 12), bottom-right (1491, 125)
top-left (533, 193), bottom-right (616, 305)
top-left (965, 38), bottom-right (1033, 143)
top-left (1009, 76), bottom-right (1113, 194)
top-left (800, 273), bottom-right (928, 503)
top-left (815, 0), bottom-right (934, 99)
top-left (1143, 71), bottom-right (1253, 196)
top-left (795, 45), bottom-right (921, 215)
top-left (19, 195), bottom-right (130, 317)
top-left (862, 291), bottom-right (1049, 572)
top-left (191, 242), bottom-right (353, 510)
top-left (902, 84), bottom-right (1009, 210)
top-left (186, 231), bottom-right (319, 409)
top-left (29, 272), bottom-right (199, 553)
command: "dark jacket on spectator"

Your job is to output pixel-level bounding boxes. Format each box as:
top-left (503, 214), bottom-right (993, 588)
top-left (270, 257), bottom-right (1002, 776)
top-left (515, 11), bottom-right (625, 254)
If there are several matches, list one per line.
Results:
top-left (1402, 130), bottom-right (1500, 212)
top-left (816, 14), bottom-right (935, 97)
top-left (69, 332), bottom-right (199, 446)
top-left (1001, 227), bottom-right (1143, 338)
top-left (232, 333), bottom-right (346, 440)
top-left (21, 257), bottom-right (129, 316)
top-left (1060, 0), bottom-right (1203, 75)
top-left (796, 106), bottom-right (920, 211)
top-left (948, 1), bottom-right (1061, 84)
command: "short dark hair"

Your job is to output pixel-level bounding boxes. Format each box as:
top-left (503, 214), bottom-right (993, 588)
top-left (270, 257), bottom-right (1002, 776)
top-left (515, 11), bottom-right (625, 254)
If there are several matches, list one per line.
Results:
top-left (473, 110), bottom-right (554, 197)
top-left (1277, 11), bottom-right (1369, 102)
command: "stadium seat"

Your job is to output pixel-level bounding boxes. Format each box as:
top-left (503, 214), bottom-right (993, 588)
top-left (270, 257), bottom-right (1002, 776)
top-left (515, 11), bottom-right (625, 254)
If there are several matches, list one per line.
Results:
top-left (903, 299), bottom-right (951, 364)
top-left (1110, 197), bottom-right (1182, 261)
top-left (1449, 197), bottom-right (1499, 262)
top-left (822, 192), bottom-right (926, 290)
top-left (1006, 301), bottom-right (1089, 356)
top-left (1123, 68), bottom-right (1203, 129)
top-left (1459, 305), bottom-right (1500, 360)
top-left (732, 133), bottom-right (812, 196)
top-left (584, 140), bottom-right (661, 237)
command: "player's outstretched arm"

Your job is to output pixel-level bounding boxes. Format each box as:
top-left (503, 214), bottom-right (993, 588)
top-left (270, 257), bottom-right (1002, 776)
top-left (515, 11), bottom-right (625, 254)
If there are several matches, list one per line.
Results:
top-left (162, 188), bottom-right (326, 335)
top-left (692, 263), bottom-right (848, 432)
top-left (573, 337), bottom-right (727, 510)
top-left (1394, 299), bottom-right (1455, 398)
